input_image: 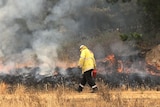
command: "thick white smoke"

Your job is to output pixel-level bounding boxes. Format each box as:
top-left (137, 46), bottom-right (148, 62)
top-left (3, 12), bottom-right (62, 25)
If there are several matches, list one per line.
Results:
top-left (0, 0), bottom-right (44, 54)
top-left (0, 0), bottom-right (96, 74)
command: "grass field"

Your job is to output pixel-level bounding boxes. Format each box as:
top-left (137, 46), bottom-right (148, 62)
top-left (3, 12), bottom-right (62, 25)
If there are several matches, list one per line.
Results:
top-left (0, 82), bottom-right (160, 107)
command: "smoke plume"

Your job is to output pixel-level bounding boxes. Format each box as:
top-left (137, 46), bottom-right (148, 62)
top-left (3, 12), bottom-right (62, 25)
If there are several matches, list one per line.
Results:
top-left (0, 0), bottom-right (96, 73)
top-left (0, 0), bottom-right (146, 78)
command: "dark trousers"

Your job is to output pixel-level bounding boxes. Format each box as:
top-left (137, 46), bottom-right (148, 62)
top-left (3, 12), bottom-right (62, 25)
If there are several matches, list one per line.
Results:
top-left (80, 69), bottom-right (96, 88)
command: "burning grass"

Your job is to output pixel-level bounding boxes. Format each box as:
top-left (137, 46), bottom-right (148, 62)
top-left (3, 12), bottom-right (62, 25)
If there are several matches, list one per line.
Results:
top-left (0, 51), bottom-right (160, 107)
top-left (0, 82), bottom-right (160, 107)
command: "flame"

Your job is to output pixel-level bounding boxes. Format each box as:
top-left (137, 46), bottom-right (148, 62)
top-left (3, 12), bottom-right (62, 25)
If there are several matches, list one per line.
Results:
top-left (103, 54), bottom-right (160, 75)
top-left (0, 53), bottom-right (160, 77)
top-left (104, 54), bottom-right (123, 73)
top-left (15, 61), bottom-right (36, 68)
top-left (55, 61), bottom-right (77, 69)
top-left (104, 54), bottom-right (115, 64)
top-left (0, 63), bottom-right (11, 73)
top-left (0, 60), bottom-right (36, 73)
top-left (117, 60), bottom-right (123, 73)
top-left (145, 61), bottom-right (160, 76)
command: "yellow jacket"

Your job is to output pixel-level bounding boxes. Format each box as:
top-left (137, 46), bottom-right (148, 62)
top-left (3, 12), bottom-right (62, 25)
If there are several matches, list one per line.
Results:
top-left (78, 45), bottom-right (96, 74)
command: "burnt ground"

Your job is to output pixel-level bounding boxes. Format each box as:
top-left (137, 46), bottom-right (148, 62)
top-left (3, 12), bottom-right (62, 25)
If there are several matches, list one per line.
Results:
top-left (0, 66), bottom-right (160, 91)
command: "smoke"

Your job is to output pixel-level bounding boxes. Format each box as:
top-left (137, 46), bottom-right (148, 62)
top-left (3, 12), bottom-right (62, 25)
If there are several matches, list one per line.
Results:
top-left (0, 0), bottom-right (44, 54)
top-left (0, 0), bottom-right (144, 75)
top-left (110, 41), bottom-right (139, 56)
top-left (1, 0), bottom-right (158, 89)
top-left (0, 0), bottom-right (97, 74)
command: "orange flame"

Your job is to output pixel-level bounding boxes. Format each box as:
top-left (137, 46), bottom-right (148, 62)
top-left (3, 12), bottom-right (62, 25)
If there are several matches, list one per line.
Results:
top-left (0, 60), bottom-right (36, 73)
top-left (104, 54), bottom-right (123, 73)
top-left (145, 61), bottom-right (160, 76)
top-left (103, 54), bottom-right (160, 74)
top-left (117, 60), bottom-right (123, 73)
top-left (104, 54), bottom-right (115, 64)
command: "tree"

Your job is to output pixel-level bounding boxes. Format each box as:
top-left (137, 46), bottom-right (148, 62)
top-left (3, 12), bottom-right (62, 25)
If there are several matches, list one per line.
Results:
top-left (138, 0), bottom-right (160, 32)
top-left (106, 0), bottom-right (160, 33)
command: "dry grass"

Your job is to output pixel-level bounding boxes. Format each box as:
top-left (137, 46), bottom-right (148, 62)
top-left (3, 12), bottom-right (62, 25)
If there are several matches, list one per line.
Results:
top-left (0, 83), bottom-right (160, 107)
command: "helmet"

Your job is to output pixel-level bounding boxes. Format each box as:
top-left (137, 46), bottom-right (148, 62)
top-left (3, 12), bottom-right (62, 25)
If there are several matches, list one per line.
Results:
top-left (80, 45), bottom-right (85, 49)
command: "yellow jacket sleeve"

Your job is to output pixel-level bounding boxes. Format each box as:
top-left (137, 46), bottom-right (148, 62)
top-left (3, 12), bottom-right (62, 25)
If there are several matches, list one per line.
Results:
top-left (78, 50), bottom-right (85, 67)
top-left (93, 56), bottom-right (96, 69)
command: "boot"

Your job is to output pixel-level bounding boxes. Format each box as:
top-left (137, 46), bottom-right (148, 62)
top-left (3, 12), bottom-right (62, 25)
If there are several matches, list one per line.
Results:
top-left (91, 87), bottom-right (98, 93)
top-left (76, 86), bottom-right (83, 93)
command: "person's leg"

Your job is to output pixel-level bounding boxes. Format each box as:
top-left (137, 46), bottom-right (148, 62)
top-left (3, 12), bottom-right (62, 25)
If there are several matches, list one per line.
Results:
top-left (85, 69), bottom-right (98, 92)
top-left (77, 73), bottom-right (86, 92)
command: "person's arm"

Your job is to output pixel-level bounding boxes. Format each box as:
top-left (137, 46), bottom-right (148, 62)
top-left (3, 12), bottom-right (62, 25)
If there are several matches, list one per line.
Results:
top-left (78, 50), bottom-right (85, 68)
top-left (93, 56), bottom-right (96, 69)
top-left (90, 50), bottom-right (96, 69)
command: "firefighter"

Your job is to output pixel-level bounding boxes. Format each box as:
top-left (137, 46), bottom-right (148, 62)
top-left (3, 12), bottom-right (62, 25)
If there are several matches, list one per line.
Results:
top-left (77, 45), bottom-right (98, 93)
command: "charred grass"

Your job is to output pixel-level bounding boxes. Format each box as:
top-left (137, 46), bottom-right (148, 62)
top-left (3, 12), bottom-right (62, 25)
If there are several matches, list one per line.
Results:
top-left (0, 82), bottom-right (160, 107)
